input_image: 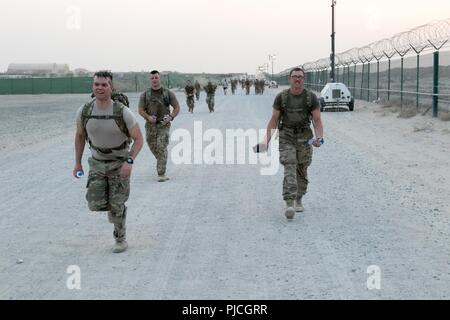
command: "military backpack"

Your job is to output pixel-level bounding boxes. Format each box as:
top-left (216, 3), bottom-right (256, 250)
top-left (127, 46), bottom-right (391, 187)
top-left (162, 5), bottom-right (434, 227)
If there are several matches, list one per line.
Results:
top-left (81, 95), bottom-right (131, 154)
top-left (278, 88), bottom-right (314, 130)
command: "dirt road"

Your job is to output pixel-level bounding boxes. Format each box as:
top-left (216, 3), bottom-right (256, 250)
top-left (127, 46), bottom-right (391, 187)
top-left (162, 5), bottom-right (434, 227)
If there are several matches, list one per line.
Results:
top-left (0, 87), bottom-right (449, 299)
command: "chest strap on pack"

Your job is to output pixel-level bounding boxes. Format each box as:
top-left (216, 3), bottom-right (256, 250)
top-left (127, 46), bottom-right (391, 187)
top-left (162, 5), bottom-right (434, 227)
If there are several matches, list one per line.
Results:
top-left (81, 100), bottom-right (131, 154)
top-left (278, 89), bottom-right (313, 129)
top-left (88, 139), bottom-right (129, 154)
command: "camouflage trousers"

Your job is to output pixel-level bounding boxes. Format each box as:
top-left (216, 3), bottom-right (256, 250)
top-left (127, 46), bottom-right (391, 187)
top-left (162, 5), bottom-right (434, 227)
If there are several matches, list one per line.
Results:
top-left (146, 124), bottom-right (170, 176)
top-left (279, 127), bottom-right (313, 201)
top-left (206, 95), bottom-right (215, 111)
top-left (86, 157), bottom-right (129, 241)
top-left (186, 96), bottom-right (195, 111)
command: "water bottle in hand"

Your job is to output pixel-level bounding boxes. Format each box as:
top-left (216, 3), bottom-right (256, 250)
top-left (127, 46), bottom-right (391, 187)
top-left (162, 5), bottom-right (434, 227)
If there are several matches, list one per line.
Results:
top-left (308, 138), bottom-right (324, 145)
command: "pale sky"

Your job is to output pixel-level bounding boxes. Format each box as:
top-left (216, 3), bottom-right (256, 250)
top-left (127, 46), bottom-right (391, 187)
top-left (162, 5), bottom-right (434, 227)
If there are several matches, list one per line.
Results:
top-left (1, 0), bottom-right (449, 74)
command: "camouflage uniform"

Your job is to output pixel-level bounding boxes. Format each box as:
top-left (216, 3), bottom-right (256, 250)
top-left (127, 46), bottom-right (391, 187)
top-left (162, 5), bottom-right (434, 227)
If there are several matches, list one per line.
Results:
top-left (77, 98), bottom-right (136, 245)
top-left (245, 79), bottom-right (251, 95)
top-left (87, 157), bottom-right (129, 242)
top-left (194, 80), bottom-right (201, 101)
top-left (222, 80), bottom-right (228, 95)
top-left (139, 87), bottom-right (177, 177)
top-left (274, 89), bottom-right (319, 202)
top-left (204, 82), bottom-right (217, 112)
top-left (231, 80), bottom-right (237, 95)
top-left (146, 125), bottom-right (170, 176)
top-left (185, 84), bottom-right (195, 113)
top-left (257, 80), bottom-right (263, 95)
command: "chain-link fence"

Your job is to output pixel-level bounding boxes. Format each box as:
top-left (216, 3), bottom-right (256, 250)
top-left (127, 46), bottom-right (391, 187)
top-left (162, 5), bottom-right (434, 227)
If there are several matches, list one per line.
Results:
top-left (0, 76), bottom-right (92, 95)
top-left (0, 72), bottom-right (239, 95)
top-left (281, 18), bottom-right (450, 117)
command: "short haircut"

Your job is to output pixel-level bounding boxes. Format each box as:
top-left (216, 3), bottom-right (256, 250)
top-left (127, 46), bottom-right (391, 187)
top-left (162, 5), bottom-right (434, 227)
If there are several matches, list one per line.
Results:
top-left (289, 67), bottom-right (305, 77)
top-left (150, 70), bottom-right (160, 75)
top-left (94, 70), bottom-right (113, 82)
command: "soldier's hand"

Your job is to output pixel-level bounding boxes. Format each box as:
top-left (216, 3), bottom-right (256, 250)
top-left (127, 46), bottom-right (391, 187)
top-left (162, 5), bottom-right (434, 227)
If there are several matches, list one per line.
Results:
top-left (312, 138), bottom-right (324, 148)
top-left (120, 163), bottom-right (132, 178)
top-left (253, 143), bottom-right (268, 153)
top-left (161, 115), bottom-right (172, 126)
top-left (73, 164), bottom-right (83, 179)
top-left (147, 115), bottom-right (157, 124)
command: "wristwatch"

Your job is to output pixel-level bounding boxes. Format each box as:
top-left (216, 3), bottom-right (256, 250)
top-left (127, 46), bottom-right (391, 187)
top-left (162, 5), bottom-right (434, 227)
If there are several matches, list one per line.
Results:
top-left (127, 157), bottom-right (134, 165)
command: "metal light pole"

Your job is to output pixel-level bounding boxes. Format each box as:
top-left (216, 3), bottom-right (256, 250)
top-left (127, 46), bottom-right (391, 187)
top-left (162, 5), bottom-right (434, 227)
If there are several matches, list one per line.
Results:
top-left (264, 63), bottom-right (269, 76)
top-left (269, 54), bottom-right (276, 81)
top-left (330, 0), bottom-right (336, 83)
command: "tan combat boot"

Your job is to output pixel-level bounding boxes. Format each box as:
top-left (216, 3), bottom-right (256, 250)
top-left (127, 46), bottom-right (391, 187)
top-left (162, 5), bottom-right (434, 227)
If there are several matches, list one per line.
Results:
top-left (113, 240), bottom-right (128, 253)
top-left (158, 175), bottom-right (170, 182)
top-left (285, 200), bottom-right (295, 220)
top-left (295, 196), bottom-right (304, 212)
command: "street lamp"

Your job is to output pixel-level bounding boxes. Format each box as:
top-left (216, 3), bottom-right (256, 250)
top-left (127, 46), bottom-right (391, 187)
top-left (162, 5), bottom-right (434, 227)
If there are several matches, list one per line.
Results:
top-left (268, 54), bottom-right (276, 81)
top-left (330, 0), bottom-right (336, 83)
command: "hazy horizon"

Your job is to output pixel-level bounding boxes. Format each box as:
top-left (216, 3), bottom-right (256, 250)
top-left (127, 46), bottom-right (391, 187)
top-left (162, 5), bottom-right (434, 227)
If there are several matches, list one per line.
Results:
top-left (1, 0), bottom-right (449, 74)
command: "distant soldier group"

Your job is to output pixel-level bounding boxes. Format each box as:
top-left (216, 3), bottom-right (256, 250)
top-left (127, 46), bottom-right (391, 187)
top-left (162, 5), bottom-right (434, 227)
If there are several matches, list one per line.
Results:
top-left (244, 78), bottom-right (251, 95)
top-left (254, 79), bottom-right (265, 95)
top-left (231, 79), bottom-right (238, 95)
top-left (74, 69), bottom-right (323, 254)
top-left (184, 80), bottom-right (196, 113)
top-left (203, 81), bottom-right (218, 112)
top-left (221, 79), bottom-right (228, 95)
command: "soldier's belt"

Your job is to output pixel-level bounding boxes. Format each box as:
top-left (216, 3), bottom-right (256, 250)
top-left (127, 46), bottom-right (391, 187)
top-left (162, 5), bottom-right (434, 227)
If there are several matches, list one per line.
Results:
top-left (283, 124), bottom-right (309, 129)
top-left (282, 125), bottom-right (310, 133)
top-left (89, 140), bottom-right (128, 154)
top-left (92, 157), bottom-right (125, 163)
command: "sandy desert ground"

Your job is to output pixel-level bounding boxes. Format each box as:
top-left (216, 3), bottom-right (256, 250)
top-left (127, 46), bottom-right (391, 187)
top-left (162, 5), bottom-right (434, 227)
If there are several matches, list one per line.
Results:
top-left (0, 86), bottom-right (449, 299)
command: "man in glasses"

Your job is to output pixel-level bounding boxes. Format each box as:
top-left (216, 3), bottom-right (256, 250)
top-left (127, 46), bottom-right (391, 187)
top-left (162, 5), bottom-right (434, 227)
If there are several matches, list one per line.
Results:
top-left (255, 67), bottom-right (324, 220)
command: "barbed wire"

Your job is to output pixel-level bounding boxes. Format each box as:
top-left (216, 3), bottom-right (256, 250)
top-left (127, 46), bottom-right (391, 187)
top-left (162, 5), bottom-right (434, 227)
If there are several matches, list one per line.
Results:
top-left (283, 18), bottom-right (450, 73)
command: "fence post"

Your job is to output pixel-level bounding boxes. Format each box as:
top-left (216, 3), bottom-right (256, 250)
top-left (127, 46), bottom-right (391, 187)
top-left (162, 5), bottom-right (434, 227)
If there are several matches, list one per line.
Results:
top-left (400, 56), bottom-right (404, 107)
top-left (387, 59), bottom-right (391, 101)
top-left (314, 71), bottom-right (317, 91)
top-left (360, 63), bottom-right (365, 100)
top-left (416, 54), bottom-right (420, 110)
top-left (432, 50), bottom-right (439, 118)
top-left (317, 71), bottom-right (320, 89)
top-left (348, 65), bottom-right (350, 86)
top-left (324, 69), bottom-right (326, 87)
top-left (367, 62), bottom-right (371, 101)
top-left (376, 59), bottom-right (380, 100)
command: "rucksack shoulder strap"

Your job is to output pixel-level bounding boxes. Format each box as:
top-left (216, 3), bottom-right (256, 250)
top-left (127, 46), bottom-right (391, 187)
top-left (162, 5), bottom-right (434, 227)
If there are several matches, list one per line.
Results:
top-left (81, 99), bottom-right (95, 140)
top-left (144, 88), bottom-right (170, 107)
top-left (162, 87), bottom-right (171, 106)
top-left (111, 92), bottom-right (130, 108)
top-left (304, 88), bottom-right (313, 109)
top-left (113, 102), bottom-right (130, 138)
top-left (280, 89), bottom-right (290, 113)
top-left (143, 88), bottom-right (150, 106)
